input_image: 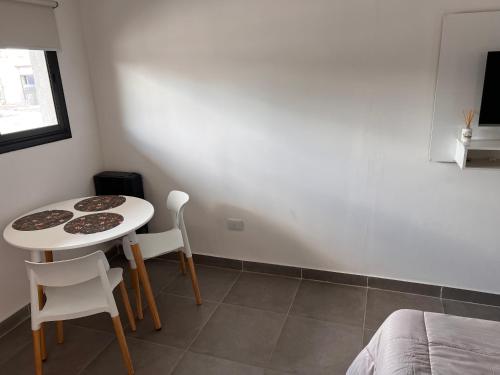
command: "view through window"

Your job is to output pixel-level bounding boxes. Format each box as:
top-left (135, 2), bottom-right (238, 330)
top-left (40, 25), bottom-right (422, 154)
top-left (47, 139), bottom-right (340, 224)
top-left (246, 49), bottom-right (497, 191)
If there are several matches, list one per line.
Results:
top-left (0, 49), bottom-right (57, 135)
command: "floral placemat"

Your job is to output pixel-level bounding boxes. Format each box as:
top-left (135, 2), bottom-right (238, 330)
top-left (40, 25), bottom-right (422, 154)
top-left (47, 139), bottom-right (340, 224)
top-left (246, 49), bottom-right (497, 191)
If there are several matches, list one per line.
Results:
top-left (12, 210), bottom-right (74, 231)
top-left (64, 213), bottom-right (124, 235)
top-left (74, 195), bottom-right (126, 212)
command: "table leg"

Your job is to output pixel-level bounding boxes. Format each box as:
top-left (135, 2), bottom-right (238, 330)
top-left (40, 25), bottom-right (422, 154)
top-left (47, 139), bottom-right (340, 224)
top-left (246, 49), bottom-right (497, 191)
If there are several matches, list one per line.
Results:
top-left (129, 240), bottom-right (162, 330)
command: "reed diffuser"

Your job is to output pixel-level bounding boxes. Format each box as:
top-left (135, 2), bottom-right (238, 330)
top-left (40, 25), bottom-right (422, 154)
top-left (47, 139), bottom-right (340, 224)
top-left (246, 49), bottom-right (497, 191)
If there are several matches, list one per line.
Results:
top-left (461, 109), bottom-right (475, 145)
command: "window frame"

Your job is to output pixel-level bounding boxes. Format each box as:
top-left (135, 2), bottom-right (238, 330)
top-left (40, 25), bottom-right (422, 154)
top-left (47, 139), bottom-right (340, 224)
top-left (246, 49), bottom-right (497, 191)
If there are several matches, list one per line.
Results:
top-left (0, 51), bottom-right (71, 154)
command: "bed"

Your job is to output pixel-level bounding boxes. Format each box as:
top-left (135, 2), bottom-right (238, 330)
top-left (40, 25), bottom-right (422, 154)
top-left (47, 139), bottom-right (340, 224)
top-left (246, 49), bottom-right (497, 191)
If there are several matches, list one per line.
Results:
top-left (347, 309), bottom-right (500, 374)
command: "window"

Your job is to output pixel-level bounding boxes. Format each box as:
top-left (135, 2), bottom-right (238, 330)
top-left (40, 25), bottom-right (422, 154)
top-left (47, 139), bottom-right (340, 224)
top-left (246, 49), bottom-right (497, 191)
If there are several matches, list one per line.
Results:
top-left (0, 49), bottom-right (71, 154)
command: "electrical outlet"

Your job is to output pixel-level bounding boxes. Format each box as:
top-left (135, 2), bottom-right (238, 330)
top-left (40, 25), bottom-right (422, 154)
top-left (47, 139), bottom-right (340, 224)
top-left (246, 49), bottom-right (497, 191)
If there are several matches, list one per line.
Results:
top-left (226, 218), bottom-right (244, 231)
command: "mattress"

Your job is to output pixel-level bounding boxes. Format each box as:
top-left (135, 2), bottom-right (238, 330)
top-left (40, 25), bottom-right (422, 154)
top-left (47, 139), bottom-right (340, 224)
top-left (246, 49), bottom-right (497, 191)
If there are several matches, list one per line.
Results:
top-left (347, 309), bottom-right (500, 374)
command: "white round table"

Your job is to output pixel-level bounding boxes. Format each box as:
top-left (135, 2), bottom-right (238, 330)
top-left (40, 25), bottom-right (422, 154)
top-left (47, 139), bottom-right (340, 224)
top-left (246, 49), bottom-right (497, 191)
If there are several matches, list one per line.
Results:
top-left (3, 195), bottom-right (162, 330)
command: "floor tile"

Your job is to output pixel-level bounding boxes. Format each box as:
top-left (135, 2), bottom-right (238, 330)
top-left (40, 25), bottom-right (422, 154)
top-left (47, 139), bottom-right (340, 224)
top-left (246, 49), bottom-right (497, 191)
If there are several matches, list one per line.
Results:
top-left (0, 319), bottom-right (32, 366)
top-left (365, 289), bottom-right (443, 330)
top-left (362, 328), bottom-right (376, 346)
top-left (112, 257), bottom-right (180, 294)
top-left (224, 273), bottom-right (299, 313)
top-left (128, 293), bottom-right (217, 349)
top-left (172, 351), bottom-right (265, 375)
top-left (290, 280), bottom-right (366, 327)
top-left (269, 315), bottom-right (362, 374)
top-left (443, 299), bottom-right (500, 322)
top-left (81, 336), bottom-right (183, 375)
top-left (0, 324), bottom-right (113, 375)
top-left (141, 259), bottom-right (181, 295)
top-left (191, 304), bottom-right (285, 367)
top-left (165, 265), bottom-right (240, 302)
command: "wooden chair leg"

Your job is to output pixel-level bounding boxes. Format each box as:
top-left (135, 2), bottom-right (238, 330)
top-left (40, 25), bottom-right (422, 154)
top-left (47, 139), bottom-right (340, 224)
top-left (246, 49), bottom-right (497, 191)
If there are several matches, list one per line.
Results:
top-left (36, 285), bottom-right (47, 361)
top-left (130, 243), bottom-right (162, 330)
top-left (45, 250), bottom-right (64, 344)
top-left (111, 316), bottom-right (134, 375)
top-left (119, 281), bottom-right (136, 332)
top-left (32, 329), bottom-right (43, 375)
top-left (56, 321), bottom-right (64, 344)
top-left (186, 257), bottom-right (202, 305)
top-left (178, 251), bottom-right (187, 275)
top-left (130, 268), bottom-right (143, 320)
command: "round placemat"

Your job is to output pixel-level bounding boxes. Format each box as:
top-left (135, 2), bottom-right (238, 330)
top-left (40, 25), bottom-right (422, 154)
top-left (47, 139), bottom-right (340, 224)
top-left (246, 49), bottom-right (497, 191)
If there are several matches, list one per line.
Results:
top-left (64, 213), bottom-right (124, 234)
top-left (12, 210), bottom-right (74, 231)
top-left (74, 195), bottom-right (126, 212)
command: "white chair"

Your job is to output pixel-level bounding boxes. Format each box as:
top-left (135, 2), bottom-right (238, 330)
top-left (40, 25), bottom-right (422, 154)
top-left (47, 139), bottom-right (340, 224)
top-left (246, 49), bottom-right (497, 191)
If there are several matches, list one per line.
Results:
top-left (26, 251), bottom-right (136, 375)
top-left (122, 190), bottom-right (201, 319)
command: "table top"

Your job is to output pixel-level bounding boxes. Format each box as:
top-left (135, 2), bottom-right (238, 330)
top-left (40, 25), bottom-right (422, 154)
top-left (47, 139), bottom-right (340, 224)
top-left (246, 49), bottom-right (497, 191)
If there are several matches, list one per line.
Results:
top-left (3, 196), bottom-right (154, 251)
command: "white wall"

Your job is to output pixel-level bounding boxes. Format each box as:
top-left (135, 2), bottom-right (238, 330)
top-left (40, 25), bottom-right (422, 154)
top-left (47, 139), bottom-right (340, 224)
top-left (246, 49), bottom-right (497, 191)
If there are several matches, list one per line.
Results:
top-left (80, 0), bottom-right (500, 294)
top-left (0, 0), bottom-right (103, 321)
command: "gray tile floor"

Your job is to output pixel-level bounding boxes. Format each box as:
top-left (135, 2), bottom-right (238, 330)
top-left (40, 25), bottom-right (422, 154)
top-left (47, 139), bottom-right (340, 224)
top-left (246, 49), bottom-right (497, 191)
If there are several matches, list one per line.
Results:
top-left (1, 258), bottom-right (500, 374)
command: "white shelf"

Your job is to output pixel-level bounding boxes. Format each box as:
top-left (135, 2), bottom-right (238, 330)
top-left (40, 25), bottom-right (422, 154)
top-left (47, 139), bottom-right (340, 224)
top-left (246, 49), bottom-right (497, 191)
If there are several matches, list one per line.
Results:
top-left (455, 139), bottom-right (500, 169)
top-left (464, 140), bottom-right (500, 150)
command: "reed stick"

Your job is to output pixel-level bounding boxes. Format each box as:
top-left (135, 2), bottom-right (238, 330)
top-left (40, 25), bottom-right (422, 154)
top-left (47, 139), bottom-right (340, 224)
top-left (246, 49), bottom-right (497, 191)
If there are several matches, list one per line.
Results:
top-left (462, 109), bottom-right (476, 129)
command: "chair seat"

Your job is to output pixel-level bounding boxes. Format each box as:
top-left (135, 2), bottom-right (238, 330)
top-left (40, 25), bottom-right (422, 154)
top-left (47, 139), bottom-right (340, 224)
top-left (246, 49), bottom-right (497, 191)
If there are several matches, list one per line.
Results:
top-left (40, 268), bottom-right (123, 322)
top-left (135, 228), bottom-right (183, 260)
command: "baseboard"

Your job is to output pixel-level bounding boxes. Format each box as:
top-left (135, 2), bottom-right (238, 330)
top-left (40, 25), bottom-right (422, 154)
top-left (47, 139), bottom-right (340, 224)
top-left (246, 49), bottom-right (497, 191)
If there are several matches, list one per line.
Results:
top-left (191, 253), bottom-right (500, 307)
top-left (0, 305), bottom-right (30, 338)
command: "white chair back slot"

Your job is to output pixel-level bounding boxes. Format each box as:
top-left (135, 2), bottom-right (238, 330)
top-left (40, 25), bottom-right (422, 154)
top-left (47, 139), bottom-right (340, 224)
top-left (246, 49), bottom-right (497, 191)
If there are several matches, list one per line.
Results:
top-left (25, 250), bottom-right (110, 287)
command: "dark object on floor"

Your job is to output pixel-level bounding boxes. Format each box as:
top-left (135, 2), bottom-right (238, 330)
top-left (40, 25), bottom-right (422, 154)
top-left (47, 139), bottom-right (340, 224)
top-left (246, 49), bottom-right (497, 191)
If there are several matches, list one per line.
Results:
top-left (93, 171), bottom-right (148, 233)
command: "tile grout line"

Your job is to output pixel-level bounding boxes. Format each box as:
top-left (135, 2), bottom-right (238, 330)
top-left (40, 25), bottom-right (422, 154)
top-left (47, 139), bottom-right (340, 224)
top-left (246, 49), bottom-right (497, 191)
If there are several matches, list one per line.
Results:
top-left (76, 332), bottom-right (116, 375)
top-left (241, 269), bottom-right (302, 280)
top-left (0, 339), bottom-right (31, 369)
top-left (265, 277), bottom-right (302, 368)
top-left (0, 316), bottom-right (29, 340)
top-left (361, 286), bottom-right (369, 347)
top-left (366, 286), bottom-right (442, 300)
top-left (441, 297), bottom-right (500, 309)
top-left (168, 271), bottom-right (243, 375)
top-left (300, 277), bottom-right (369, 289)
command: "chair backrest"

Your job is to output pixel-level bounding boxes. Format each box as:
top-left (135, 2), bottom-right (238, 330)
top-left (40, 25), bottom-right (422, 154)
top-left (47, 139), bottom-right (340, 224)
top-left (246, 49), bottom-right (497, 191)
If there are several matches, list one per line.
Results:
top-left (25, 250), bottom-right (110, 287)
top-left (166, 190), bottom-right (189, 217)
top-left (166, 190), bottom-right (189, 228)
top-left (166, 190), bottom-right (192, 256)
